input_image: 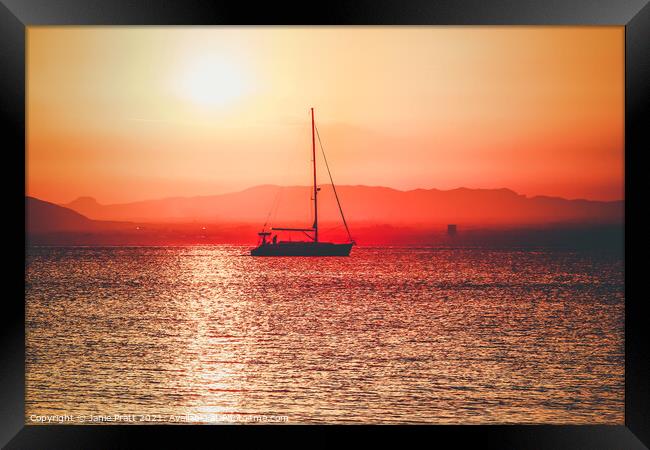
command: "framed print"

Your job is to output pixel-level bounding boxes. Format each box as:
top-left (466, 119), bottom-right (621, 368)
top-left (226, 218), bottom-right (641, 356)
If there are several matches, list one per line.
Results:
top-left (2, 0), bottom-right (648, 448)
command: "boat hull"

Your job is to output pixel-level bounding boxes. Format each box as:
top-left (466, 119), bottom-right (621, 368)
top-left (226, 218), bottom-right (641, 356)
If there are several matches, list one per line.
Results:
top-left (250, 242), bottom-right (353, 256)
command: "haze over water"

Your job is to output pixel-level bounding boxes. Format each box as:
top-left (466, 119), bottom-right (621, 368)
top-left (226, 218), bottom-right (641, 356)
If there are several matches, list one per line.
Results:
top-left (26, 246), bottom-right (624, 424)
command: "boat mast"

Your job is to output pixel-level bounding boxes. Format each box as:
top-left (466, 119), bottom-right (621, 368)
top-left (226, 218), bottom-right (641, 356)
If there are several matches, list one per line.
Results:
top-left (311, 107), bottom-right (318, 242)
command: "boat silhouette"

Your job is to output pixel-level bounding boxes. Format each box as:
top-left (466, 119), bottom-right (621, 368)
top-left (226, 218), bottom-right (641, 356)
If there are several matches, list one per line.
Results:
top-left (251, 108), bottom-right (354, 256)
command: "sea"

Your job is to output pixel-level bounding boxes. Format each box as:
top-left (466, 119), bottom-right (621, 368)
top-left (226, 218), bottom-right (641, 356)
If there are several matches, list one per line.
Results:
top-left (25, 246), bottom-right (624, 424)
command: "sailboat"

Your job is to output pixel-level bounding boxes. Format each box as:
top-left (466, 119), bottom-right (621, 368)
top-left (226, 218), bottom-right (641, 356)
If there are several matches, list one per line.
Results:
top-left (250, 108), bottom-right (355, 256)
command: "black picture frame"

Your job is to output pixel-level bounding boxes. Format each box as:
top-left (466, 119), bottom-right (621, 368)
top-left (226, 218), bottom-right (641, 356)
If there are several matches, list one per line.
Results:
top-left (2, 0), bottom-right (648, 448)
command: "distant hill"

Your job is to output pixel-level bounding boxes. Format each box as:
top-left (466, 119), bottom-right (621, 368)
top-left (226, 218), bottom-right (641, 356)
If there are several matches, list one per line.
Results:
top-left (62, 185), bottom-right (623, 226)
top-left (26, 196), bottom-right (131, 234)
top-left (27, 196), bottom-right (96, 233)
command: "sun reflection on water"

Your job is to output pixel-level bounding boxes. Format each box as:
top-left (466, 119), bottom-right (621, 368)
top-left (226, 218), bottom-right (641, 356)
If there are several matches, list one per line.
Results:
top-left (26, 246), bottom-right (624, 424)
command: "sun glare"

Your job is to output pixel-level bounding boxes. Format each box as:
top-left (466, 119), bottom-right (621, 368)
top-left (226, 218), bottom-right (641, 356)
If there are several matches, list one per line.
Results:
top-left (179, 58), bottom-right (248, 107)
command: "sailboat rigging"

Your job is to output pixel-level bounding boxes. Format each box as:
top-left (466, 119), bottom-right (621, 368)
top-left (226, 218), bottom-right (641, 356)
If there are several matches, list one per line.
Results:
top-left (250, 108), bottom-right (355, 256)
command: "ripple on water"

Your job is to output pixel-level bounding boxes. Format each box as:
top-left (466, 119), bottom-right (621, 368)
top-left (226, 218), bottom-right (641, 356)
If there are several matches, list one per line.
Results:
top-left (25, 246), bottom-right (624, 424)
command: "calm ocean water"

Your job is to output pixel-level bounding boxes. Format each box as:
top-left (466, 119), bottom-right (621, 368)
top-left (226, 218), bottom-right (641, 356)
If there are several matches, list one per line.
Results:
top-left (25, 246), bottom-right (624, 424)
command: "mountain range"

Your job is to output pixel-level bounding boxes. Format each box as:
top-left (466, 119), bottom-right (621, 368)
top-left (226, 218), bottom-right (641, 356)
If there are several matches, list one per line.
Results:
top-left (26, 188), bottom-right (624, 247)
top-left (61, 185), bottom-right (623, 226)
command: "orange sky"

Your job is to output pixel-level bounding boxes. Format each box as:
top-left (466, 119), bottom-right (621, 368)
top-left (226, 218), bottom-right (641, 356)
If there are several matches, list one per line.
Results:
top-left (27, 27), bottom-right (624, 204)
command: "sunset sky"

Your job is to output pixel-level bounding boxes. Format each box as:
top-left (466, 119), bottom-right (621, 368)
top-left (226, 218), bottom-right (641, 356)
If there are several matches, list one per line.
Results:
top-left (27, 27), bottom-right (624, 204)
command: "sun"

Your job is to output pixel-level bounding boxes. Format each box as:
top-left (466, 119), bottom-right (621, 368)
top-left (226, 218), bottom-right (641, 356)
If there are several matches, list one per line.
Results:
top-left (179, 58), bottom-right (248, 107)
